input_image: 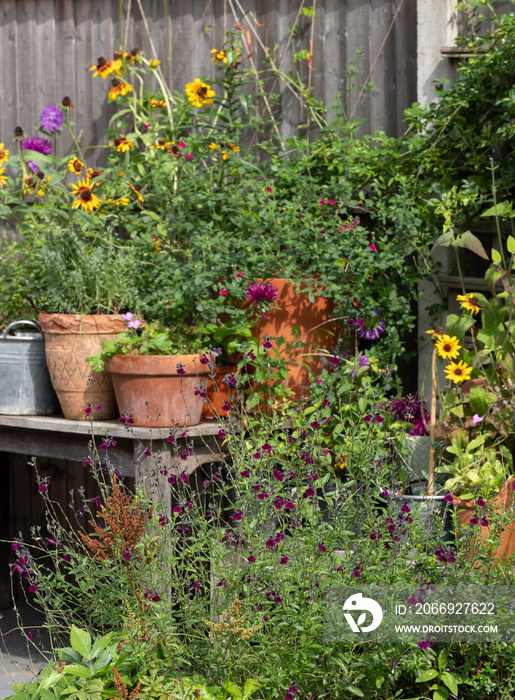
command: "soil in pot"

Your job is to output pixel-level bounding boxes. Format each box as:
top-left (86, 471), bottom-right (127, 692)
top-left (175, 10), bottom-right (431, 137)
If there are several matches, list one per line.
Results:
top-left (39, 313), bottom-right (126, 421)
top-left (105, 353), bottom-right (211, 427)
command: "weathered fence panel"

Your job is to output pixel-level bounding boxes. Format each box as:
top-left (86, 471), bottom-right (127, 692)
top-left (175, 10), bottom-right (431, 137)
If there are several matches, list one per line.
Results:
top-left (0, 0), bottom-right (418, 160)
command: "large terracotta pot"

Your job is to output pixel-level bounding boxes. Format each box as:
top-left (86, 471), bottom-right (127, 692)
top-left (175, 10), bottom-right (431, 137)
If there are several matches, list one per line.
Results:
top-left (201, 365), bottom-right (238, 420)
top-left (453, 477), bottom-right (515, 561)
top-left (251, 278), bottom-right (340, 398)
top-left (105, 354), bottom-right (211, 427)
top-left (39, 313), bottom-right (126, 421)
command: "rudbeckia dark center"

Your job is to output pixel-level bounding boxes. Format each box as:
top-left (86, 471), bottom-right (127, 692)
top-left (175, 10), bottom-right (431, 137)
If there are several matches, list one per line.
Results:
top-left (443, 344), bottom-right (451, 352)
top-left (80, 189), bottom-right (92, 202)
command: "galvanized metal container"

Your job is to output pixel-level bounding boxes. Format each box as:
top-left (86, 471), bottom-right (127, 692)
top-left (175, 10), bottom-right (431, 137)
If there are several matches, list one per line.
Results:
top-left (0, 319), bottom-right (59, 415)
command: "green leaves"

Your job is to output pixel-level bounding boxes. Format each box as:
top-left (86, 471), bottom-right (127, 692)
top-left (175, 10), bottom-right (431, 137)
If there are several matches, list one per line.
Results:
top-left (70, 625), bottom-right (92, 660)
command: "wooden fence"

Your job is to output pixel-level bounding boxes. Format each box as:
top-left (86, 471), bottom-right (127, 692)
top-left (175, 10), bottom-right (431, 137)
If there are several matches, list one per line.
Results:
top-left (0, 0), bottom-right (418, 161)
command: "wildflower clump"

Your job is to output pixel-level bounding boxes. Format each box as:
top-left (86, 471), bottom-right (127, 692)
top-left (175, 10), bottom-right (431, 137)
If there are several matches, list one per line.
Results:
top-left (204, 599), bottom-right (261, 640)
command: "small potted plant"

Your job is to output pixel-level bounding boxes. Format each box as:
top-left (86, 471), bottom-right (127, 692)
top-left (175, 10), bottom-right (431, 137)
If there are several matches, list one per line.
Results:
top-left (87, 315), bottom-right (211, 427)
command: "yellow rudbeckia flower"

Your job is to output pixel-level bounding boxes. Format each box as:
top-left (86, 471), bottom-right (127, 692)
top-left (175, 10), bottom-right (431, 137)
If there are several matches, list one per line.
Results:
top-left (444, 360), bottom-right (472, 384)
top-left (435, 334), bottom-right (461, 360)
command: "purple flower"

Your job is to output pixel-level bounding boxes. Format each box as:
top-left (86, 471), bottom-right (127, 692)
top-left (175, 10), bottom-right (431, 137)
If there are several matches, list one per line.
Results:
top-left (245, 282), bottom-right (279, 307)
top-left (263, 339), bottom-right (273, 349)
top-left (176, 363), bottom-right (186, 376)
top-left (232, 510), bottom-right (243, 521)
top-left (122, 549), bottom-right (131, 561)
top-left (280, 555), bottom-right (289, 565)
top-left (248, 552), bottom-right (256, 563)
top-left (351, 352), bottom-right (370, 378)
top-left (22, 137), bottom-right (53, 155)
top-left (39, 103), bottom-right (65, 132)
top-left (477, 497), bottom-right (486, 508)
top-left (357, 310), bottom-right (385, 341)
top-left (444, 491), bottom-right (454, 503)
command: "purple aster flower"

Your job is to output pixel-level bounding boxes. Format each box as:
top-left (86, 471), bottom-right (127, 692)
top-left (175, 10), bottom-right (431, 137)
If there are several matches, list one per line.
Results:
top-left (245, 281), bottom-right (279, 307)
top-left (22, 137), bottom-right (53, 155)
top-left (357, 310), bottom-right (385, 340)
top-left (39, 103), bottom-right (65, 133)
top-left (351, 352), bottom-right (370, 378)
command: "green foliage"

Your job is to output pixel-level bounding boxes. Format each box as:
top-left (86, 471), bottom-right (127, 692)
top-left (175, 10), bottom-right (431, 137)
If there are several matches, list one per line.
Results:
top-left (87, 320), bottom-right (209, 372)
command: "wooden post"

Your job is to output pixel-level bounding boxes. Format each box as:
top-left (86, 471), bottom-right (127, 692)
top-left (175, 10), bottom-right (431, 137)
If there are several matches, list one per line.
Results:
top-left (428, 342), bottom-right (437, 496)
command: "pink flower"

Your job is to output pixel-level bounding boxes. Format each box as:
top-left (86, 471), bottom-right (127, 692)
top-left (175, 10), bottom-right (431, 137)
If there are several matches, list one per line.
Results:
top-left (318, 199), bottom-right (325, 205)
top-left (220, 289), bottom-right (228, 296)
top-left (265, 187), bottom-right (272, 193)
top-left (328, 199), bottom-right (335, 204)
top-left (178, 141), bottom-right (186, 148)
top-left (369, 244), bottom-right (376, 251)
top-left (185, 154), bottom-right (193, 159)
top-left (236, 270), bottom-right (244, 278)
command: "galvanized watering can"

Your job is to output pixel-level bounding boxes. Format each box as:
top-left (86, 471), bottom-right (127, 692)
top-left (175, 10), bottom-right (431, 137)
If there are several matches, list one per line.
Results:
top-left (0, 319), bottom-right (59, 415)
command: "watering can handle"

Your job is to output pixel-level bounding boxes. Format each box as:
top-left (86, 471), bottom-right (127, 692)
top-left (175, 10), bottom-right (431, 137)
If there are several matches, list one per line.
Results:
top-left (1, 319), bottom-right (43, 337)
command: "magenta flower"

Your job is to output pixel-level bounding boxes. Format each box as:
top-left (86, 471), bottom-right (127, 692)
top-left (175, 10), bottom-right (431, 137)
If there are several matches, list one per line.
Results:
top-left (245, 281), bottom-right (279, 307)
top-left (39, 103), bottom-right (65, 132)
top-left (22, 137), bottom-right (53, 155)
top-left (357, 310), bottom-right (385, 340)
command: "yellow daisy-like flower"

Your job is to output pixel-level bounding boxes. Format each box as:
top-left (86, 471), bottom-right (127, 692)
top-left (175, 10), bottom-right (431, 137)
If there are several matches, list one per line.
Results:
top-left (228, 143), bottom-right (240, 153)
top-left (108, 80), bottom-right (133, 101)
top-left (185, 78), bottom-right (215, 108)
top-left (149, 59), bottom-right (160, 68)
top-left (435, 334), bottom-right (461, 360)
top-left (457, 293), bottom-right (481, 315)
top-left (334, 453), bottom-right (347, 471)
top-left (127, 181), bottom-right (144, 205)
top-left (71, 178), bottom-right (101, 212)
top-left (0, 143), bottom-right (9, 166)
top-left (444, 360), bottom-right (472, 384)
top-left (90, 58), bottom-right (118, 79)
top-left (211, 49), bottom-right (228, 64)
top-left (68, 157), bottom-right (84, 175)
top-left (0, 169), bottom-right (7, 188)
top-left (87, 168), bottom-right (103, 186)
top-left (111, 136), bottom-right (134, 153)
top-left (221, 150), bottom-right (229, 160)
top-left (108, 196), bottom-right (131, 206)
top-left (150, 98), bottom-right (166, 108)
top-left (209, 142), bottom-right (218, 151)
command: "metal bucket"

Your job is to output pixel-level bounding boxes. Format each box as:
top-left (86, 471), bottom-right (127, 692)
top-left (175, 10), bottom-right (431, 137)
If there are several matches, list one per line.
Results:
top-left (0, 319), bottom-right (60, 415)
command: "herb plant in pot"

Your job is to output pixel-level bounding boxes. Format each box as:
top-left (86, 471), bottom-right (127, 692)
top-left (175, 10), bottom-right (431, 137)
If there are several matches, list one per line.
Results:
top-left (87, 316), bottom-right (211, 427)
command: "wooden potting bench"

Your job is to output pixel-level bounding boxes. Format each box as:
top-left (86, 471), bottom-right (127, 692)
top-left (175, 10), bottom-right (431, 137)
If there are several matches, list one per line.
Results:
top-left (0, 414), bottom-right (228, 607)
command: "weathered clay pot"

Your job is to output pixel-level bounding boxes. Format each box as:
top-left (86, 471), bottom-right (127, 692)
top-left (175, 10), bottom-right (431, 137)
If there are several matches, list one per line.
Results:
top-left (39, 313), bottom-right (126, 421)
top-left (250, 278), bottom-right (340, 398)
top-left (453, 477), bottom-right (515, 561)
top-left (201, 365), bottom-right (238, 420)
top-left (105, 354), bottom-right (211, 427)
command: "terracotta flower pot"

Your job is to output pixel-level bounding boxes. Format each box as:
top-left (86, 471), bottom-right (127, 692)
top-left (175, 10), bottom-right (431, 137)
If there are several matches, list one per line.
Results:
top-left (201, 365), bottom-right (238, 420)
top-left (39, 313), bottom-right (126, 421)
top-left (105, 354), bottom-right (211, 427)
top-left (250, 278), bottom-right (340, 398)
top-left (453, 477), bottom-right (515, 561)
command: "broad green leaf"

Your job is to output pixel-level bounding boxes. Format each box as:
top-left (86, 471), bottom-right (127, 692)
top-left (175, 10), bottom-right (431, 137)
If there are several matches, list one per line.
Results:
top-left (433, 688), bottom-right (449, 700)
top-left (416, 669), bottom-right (439, 682)
top-left (468, 434), bottom-right (486, 451)
top-left (438, 650), bottom-right (448, 671)
top-left (38, 671), bottom-right (64, 690)
top-left (491, 248), bottom-right (502, 264)
top-left (441, 672), bottom-right (459, 695)
top-left (481, 200), bottom-right (513, 218)
top-left (242, 679), bottom-right (261, 700)
top-left (430, 230), bottom-right (455, 253)
top-left (225, 681), bottom-right (243, 699)
top-left (508, 235), bottom-right (515, 254)
top-left (469, 385), bottom-right (496, 415)
top-left (453, 230), bottom-right (489, 259)
top-left (63, 663), bottom-right (93, 678)
top-left (345, 686), bottom-right (365, 697)
top-left (69, 626), bottom-right (92, 660)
